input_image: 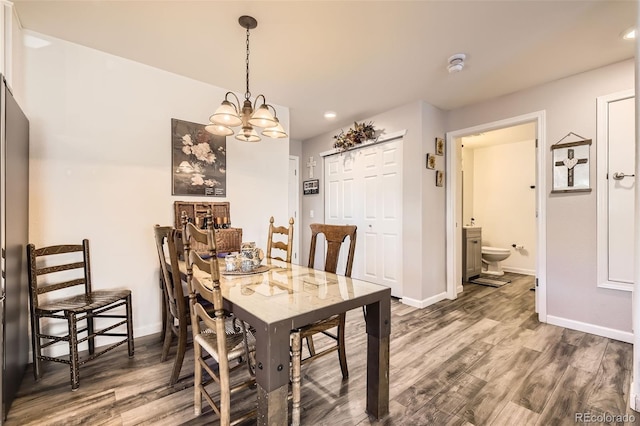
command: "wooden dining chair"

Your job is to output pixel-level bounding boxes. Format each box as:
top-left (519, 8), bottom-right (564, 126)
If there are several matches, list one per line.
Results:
top-left (153, 225), bottom-right (191, 385)
top-left (26, 239), bottom-right (134, 390)
top-left (266, 216), bottom-right (294, 262)
top-left (182, 211), bottom-right (256, 424)
top-left (291, 223), bottom-right (357, 425)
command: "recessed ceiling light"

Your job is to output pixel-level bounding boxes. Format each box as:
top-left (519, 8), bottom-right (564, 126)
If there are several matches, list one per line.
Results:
top-left (622, 27), bottom-right (636, 40)
top-left (324, 111), bottom-right (337, 119)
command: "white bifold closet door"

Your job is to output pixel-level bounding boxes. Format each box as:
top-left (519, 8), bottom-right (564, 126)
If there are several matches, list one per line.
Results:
top-left (324, 139), bottom-right (403, 297)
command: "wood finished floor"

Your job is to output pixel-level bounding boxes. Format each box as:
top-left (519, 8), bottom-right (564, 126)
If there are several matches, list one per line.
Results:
top-left (6, 273), bottom-right (638, 425)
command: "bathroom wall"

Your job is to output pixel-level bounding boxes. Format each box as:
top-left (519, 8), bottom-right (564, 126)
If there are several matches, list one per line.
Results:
top-left (468, 140), bottom-right (536, 275)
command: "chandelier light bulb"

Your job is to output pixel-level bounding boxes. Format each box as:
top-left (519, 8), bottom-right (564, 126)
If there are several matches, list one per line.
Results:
top-left (262, 118), bottom-right (288, 139)
top-left (235, 126), bottom-right (261, 142)
top-left (205, 123), bottom-right (234, 136)
top-left (248, 104), bottom-right (277, 128)
top-left (210, 100), bottom-right (242, 127)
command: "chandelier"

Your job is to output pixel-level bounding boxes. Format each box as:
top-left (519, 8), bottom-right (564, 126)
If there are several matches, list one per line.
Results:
top-left (205, 15), bottom-right (287, 142)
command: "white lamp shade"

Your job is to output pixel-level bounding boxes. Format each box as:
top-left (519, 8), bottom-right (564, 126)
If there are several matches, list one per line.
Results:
top-left (235, 127), bottom-right (261, 142)
top-left (205, 123), bottom-right (234, 136)
top-left (261, 119), bottom-right (287, 139)
top-left (248, 104), bottom-right (277, 128)
top-left (210, 101), bottom-right (242, 127)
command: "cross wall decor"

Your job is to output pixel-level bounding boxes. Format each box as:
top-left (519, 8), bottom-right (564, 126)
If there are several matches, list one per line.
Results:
top-left (551, 132), bottom-right (592, 193)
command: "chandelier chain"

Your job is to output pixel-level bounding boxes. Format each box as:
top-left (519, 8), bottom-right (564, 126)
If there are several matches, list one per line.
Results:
top-left (245, 27), bottom-right (251, 100)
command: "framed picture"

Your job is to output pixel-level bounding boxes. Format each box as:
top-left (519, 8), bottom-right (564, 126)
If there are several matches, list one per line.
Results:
top-left (172, 118), bottom-right (227, 196)
top-left (435, 137), bottom-right (445, 156)
top-left (436, 170), bottom-right (444, 187)
top-left (303, 179), bottom-right (319, 195)
top-left (551, 138), bottom-right (591, 193)
top-left (426, 153), bottom-right (436, 169)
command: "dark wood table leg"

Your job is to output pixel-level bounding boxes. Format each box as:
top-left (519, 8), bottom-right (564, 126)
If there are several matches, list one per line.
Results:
top-left (365, 294), bottom-right (391, 419)
top-left (254, 322), bottom-right (291, 425)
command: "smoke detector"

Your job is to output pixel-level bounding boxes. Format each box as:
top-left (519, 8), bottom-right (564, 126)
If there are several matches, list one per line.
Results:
top-left (447, 53), bottom-right (466, 74)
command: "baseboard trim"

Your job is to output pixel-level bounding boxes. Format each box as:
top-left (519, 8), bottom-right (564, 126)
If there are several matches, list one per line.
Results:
top-left (502, 266), bottom-right (536, 276)
top-left (546, 315), bottom-right (633, 343)
top-left (402, 291), bottom-right (448, 309)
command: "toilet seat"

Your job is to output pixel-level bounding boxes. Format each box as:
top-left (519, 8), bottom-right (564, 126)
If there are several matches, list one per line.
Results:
top-left (481, 246), bottom-right (510, 255)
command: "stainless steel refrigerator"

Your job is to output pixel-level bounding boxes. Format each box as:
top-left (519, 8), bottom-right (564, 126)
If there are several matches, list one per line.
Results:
top-left (0, 75), bottom-right (30, 423)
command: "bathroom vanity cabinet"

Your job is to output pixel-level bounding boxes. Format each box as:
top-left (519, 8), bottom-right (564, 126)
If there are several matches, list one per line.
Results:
top-left (463, 227), bottom-right (482, 281)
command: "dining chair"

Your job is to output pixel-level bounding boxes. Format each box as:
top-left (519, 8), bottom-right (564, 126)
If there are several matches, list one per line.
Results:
top-left (26, 239), bottom-right (134, 390)
top-left (153, 225), bottom-right (191, 385)
top-left (291, 223), bottom-right (357, 425)
top-left (266, 216), bottom-right (294, 262)
top-left (182, 210), bottom-right (256, 424)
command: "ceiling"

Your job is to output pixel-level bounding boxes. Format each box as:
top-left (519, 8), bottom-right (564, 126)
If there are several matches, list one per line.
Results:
top-left (11, 1), bottom-right (636, 141)
top-left (461, 122), bottom-right (536, 149)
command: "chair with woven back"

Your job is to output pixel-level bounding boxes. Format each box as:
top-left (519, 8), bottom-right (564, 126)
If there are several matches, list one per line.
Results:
top-left (181, 210), bottom-right (256, 424)
top-left (26, 239), bottom-right (134, 390)
top-left (291, 223), bottom-right (357, 425)
top-left (266, 216), bottom-right (294, 262)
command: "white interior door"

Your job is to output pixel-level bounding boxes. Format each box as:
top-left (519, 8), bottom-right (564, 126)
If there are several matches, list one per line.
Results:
top-left (597, 90), bottom-right (635, 290)
top-left (607, 96), bottom-right (635, 283)
top-left (288, 156), bottom-right (300, 264)
top-left (324, 140), bottom-right (402, 297)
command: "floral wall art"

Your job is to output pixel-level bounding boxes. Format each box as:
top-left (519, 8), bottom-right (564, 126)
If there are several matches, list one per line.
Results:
top-left (171, 118), bottom-right (227, 196)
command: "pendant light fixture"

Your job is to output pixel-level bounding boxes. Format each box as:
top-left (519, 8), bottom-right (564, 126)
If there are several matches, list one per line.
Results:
top-left (205, 15), bottom-right (287, 142)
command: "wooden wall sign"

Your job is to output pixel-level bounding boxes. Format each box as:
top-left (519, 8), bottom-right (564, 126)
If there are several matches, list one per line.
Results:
top-left (551, 132), bottom-right (592, 193)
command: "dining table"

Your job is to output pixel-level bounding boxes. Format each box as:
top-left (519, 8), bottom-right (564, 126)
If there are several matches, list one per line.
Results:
top-left (177, 257), bottom-right (391, 425)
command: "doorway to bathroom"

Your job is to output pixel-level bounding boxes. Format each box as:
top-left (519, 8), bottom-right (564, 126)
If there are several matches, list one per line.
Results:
top-left (445, 111), bottom-right (547, 321)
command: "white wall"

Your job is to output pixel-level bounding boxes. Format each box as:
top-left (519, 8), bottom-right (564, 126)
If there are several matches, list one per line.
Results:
top-left (469, 140), bottom-right (536, 274)
top-left (0, 3), bottom-right (27, 104)
top-left (8, 6), bottom-right (26, 105)
top-left (289, 138), bottom-right (302, 158)
top-left (448, 59), bottom-right (635, 336)
top-left (420, 102), bottom-right (447, 302)
top-left (22, 31), bottom-right (290, 339)
top-left (301, 101), bottom-right (447, 306)
top-left (0, 4), bottom-right (13, 88)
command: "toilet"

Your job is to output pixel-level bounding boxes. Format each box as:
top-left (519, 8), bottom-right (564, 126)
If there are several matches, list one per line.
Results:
top-left (481, 246), bottom-right (511, 276)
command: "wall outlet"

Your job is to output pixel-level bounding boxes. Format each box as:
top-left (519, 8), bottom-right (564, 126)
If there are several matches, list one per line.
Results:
top-left (310, 209), bottom-right (314, 218)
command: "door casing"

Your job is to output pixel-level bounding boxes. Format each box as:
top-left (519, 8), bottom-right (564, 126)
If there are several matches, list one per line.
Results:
top-left (445, 111), bottom-right (547, 321)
